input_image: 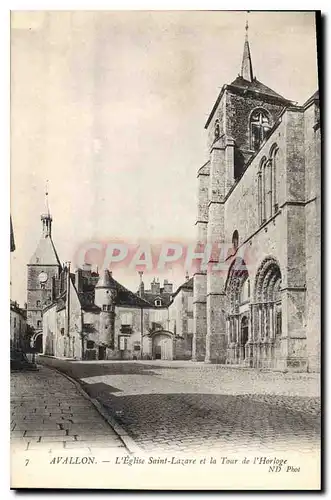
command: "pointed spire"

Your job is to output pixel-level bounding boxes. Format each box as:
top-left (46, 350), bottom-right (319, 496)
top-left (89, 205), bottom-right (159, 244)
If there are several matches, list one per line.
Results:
top-left (45, 179), bottom-right (50, 216)
top-left (41, 180), bottom-right (52, 238)
top-left (241, 14), bottom-right (254, 82)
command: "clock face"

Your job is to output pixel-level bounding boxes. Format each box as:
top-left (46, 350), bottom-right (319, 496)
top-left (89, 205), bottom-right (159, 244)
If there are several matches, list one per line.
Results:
top-left (38, 272), bottom-right (48, 284)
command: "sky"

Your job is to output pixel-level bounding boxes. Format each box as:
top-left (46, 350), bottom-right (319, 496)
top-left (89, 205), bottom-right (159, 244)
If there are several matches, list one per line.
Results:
top-left (10, 10), bottom-right (318, 306)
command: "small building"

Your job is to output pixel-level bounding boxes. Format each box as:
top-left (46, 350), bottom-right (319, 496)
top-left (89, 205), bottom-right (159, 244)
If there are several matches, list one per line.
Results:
top-left (10, 300), bottom-right (27, 349)
top-left (168, 275), bottom-right (194, 360)
top-left (138, 277), bottom-right (173, 308)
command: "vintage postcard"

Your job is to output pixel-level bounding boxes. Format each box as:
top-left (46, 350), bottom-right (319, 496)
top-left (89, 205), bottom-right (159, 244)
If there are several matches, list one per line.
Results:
top-left (10, 10), bottom-right (321, 490)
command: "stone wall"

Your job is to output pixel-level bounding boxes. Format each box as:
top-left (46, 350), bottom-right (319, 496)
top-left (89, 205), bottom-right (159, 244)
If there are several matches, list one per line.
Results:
top-left (27, 264), bottom-right (59, 330)
top-left (10, 306), bottom-right (27, 349)
top-left (304, 101), bottom-right (321, 372)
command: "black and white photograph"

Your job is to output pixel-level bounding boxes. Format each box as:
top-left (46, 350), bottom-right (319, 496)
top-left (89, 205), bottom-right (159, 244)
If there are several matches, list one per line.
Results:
top-left (10, 9), bottom-right (321, 490)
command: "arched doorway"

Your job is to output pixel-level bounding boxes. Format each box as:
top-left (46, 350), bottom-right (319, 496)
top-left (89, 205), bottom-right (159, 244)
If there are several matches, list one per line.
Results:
top-left (31, 331), bottom-right (43, 353)
top-left (241, 316), bottom-right (249, 359)
top-left (152, 332), bottom-right (173, 360)
top-left (253, 257), bottom-right (282, 368)
top-left (224, 257), bottom-right (250, 365)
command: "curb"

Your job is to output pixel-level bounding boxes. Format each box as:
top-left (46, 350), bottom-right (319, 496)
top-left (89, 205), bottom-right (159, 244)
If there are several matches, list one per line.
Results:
top-left (41, 363), bottom-right (142, 455)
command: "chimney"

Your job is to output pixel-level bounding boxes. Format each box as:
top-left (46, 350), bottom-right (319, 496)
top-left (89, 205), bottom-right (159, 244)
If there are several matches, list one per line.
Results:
top-left (75, 268), bottom-right (83, 293)
top-left (151, 278), bottom-right (160, 295)
top-left (163, 279), bottom-right (173, 294)
top-left (138, 271), bottom-right (144, 298)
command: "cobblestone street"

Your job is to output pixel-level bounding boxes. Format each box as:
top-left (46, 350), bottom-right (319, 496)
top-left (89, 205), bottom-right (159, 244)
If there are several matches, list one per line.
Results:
top-left (11, 365), bottom-right (127, 459)
top-left (38, 358), bottom-right (321, 454)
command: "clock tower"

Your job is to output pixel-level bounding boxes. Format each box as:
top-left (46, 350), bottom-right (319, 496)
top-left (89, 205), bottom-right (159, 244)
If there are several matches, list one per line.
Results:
top-left (26, 190), bottom-right (61, 347)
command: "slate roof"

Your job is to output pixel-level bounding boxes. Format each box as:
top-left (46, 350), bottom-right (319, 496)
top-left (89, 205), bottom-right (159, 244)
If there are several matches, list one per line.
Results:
top-left (95, 269), bottom-right (113, 288)
top-left (170, 277), bottom-right (193, 301)
top-left (29, 234), bottom-right (61, 266)
top-left (115, 279), bottom-right (155, 308)
top-left (229, 76), bottom-right (291, 102)
top-left (205, 77), bottom-right (293, 129)
top-left (140, 291), bottom-right (173, 307)
top-left (197, 161), bottom-right (210, 176)
top-left (94, 269), bottom-right (154, 308)
top-left (303, 90), bottom-right (319, 108)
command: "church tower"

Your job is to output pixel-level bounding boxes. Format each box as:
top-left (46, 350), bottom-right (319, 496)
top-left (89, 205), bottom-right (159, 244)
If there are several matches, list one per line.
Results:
top-left (26, 187), bottom-right (61, 347)
top-left (193, 18), bottom-right (293, 363)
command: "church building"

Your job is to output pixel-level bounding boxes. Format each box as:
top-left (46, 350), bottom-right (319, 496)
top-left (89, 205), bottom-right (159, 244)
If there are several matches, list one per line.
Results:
top-left (192, 23), bottom-right (320, 372)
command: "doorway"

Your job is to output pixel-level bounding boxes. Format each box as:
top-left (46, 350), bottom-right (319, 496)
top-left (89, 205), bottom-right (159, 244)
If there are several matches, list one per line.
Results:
top-left (152, 333), bottom-right (173, 360)
top-left (98, 346), bottom-right (106, 360)
top-left (241, 316), bottom-right (249, 359)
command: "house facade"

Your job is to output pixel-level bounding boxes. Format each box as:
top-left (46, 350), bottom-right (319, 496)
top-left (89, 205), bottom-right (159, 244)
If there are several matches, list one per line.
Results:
top-left (10, 300), bottom-right (27, 350)
top-left (168, 275), bottom-right (194, 360)
top-left (42, 259), bottom-right (193, 361)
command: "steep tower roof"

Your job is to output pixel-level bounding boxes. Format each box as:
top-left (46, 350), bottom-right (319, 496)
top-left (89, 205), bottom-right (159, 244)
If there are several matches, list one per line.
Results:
top-left (204, 19), bottom-right (293, 129)
top-left (93, 268), bottom-right (153, 308)
top-left (29, 235), bottom-right (61, 266)
top-left (28, 186), bottom-right (61, 266)
top-left (95, 269), bottom-right (114, 288)
top-left (241, 20), bottom-right (253, 82)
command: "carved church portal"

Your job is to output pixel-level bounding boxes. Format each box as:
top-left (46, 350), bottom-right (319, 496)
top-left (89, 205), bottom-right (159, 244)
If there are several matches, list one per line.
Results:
top-left (152, 333), bottom-right (173, 360)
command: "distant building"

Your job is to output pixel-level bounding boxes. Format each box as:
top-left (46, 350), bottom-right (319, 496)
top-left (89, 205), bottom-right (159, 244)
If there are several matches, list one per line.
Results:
top-left (42, 265), bottom-right (182, 360)
top-left (168, 274), bottom-right (194, 360)
top-left (26, 200), bottom-right (61, 351)
top-left (138, 277), bottom-right (173, 308)
top-left (40, 235), bottom-right (195, 361)
top-left (10, 300), bottom-right (27, 349)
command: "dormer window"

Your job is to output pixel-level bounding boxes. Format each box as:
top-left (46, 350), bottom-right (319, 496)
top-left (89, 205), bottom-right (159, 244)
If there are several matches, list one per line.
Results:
top-left (155, 299), bottom-right (162, 307)
top-left (250, 109), bottom-right (271, 151)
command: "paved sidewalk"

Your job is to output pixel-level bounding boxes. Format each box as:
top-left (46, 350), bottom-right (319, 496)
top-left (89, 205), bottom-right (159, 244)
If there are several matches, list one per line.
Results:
top-left (11, 365), bottom-right (127, 456)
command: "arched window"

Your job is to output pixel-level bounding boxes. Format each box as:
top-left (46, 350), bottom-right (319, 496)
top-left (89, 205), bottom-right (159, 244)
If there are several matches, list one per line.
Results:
top-left (263, 160), bottom-right (267, 222)
top-left (258, 157), bottom-right (267, 225)
top-left (266, 158), bottom-right (272, 220)
top-left (214, 119), bottom-right (220, 139)
top-left (232, 230), bottom-right (239, 251)
top-left (240, 278), bottom-right (251, 304)
top-left (250, 109), bottom-right (271, 151)
top-left (258, 167), bottom-right (262, 225)
top-left (270, 145), bottom-right (279, 214)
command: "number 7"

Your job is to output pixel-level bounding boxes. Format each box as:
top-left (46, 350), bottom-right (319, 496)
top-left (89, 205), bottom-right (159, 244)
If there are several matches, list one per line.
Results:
top-left (25, 459), bottom-right (29, 466)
